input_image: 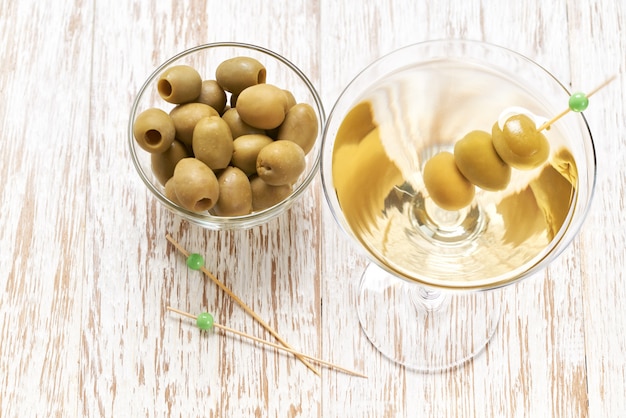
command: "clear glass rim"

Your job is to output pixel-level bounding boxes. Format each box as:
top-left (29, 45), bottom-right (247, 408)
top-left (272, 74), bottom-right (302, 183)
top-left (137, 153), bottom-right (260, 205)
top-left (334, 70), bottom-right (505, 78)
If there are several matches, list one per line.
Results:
top-left (128, 42), bottom-right (326, 230)
top-left (320, 38), bottom-right (597, 291)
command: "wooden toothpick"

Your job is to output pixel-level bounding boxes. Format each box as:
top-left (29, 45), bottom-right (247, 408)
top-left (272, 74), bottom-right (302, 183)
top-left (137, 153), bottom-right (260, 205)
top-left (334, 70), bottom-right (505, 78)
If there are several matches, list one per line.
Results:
top-left (537, 74), bottom-right (618, 132)
top-left (165, 234), bottom-right (321, 377)
top-left (167, 306), bottom-right (367, 378)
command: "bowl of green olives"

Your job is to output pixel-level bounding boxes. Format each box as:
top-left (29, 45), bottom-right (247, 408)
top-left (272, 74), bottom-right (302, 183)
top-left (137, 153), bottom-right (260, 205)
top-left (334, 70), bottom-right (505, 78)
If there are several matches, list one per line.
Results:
top-left (128, 42), bottom-right (325, 229)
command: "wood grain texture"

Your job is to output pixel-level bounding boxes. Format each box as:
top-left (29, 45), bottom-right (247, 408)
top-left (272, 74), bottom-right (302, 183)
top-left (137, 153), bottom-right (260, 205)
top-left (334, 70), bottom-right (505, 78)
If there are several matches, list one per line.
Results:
top-left (566, 1), bottom-right (626, 417)
top-left (319, 1), bottom-right (590, 417)
top-left (0, 0), bottom-right (624, 417)
top-left (0, 1), bottom-right (93, 416)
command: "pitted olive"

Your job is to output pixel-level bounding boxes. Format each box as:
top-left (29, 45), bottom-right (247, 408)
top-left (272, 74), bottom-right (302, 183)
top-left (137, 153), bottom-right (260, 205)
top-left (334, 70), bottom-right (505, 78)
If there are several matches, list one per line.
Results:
top-left (169, 102), bottom-right (219, 147)
top-left (197, 80), bottom-right (227, 114)
top-left (213, 166), bottom-right (252, 216)
top-left (282, 89), bottom-right (297, 111)
top-left (250, 176), bottom-right (293, 211)
top-left (221, 108), bottom-right (265, 139)
top-left (158, 65), bottom-right (202, 104)
top-left (492, 114), bottom-right (549, 170)
top-left (192, 116), bottom-right (234, 170)
top-left (133, 108), bottom-right (176, 154)
top-left (236, 84), bottom-right (287, 130)
top-left (276, 103), bottom-right (318, 154)
top-left (231, 134), bottom-right (274, 176)
top-left (164, 177), bottom-right (182, 205)
top-left (256, 140), bottom-right (306, 186)
top-left (454, 130), bottom-right (511, 191)
top-left (172, 158), bottom-right (219, 212)
top-left (215, 56), bottom-right (266, 96)
top-left (423, 151), bottom-right (475, 211)
top-left (151, 140), bottom-right (190, 185)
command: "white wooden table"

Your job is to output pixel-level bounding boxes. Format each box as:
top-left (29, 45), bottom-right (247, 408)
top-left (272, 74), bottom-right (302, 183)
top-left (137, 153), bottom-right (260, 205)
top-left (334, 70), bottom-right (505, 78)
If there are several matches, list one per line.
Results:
top-left (1, 1), bottom-right (624, 416)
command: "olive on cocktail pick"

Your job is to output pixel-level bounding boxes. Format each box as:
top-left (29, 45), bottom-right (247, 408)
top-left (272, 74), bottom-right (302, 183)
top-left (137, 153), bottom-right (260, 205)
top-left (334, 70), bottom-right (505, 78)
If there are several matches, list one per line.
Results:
top-left (492, 114), bottom-right (550, 170)
top-left (454, 130), bottom-right (511, 191)
top-left (421, 75), bottom-right (615, 212)
top-left (492, 77), bottom-right (613, 171)
top-left (423, 151), bottom-right (475, 211)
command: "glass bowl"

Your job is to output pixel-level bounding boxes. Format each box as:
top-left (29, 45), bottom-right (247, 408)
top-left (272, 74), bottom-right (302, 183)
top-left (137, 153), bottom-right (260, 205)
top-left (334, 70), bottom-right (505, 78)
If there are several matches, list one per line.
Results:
top-left (128, 42), bottom-right (325, 230)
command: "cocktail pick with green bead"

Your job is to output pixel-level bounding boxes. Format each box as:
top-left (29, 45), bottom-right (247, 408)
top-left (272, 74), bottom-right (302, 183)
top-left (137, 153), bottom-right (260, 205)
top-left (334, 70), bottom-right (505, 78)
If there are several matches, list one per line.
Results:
top-left (165, 233), bottom-right (321, 377)
top-left (166, 306), bottom-right (368, 378)
top-left (186, 253), bottom-right (205, 270)
top-left (537, 74), bottom-right (618, 132)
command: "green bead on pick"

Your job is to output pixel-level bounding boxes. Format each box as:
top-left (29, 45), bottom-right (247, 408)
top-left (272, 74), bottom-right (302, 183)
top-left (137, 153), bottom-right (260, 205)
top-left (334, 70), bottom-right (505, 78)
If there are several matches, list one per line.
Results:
top-left (568, 92), bottom-right (589, 112)
top-left (196, 312), bottom-right (214, 331)
top-left (186, 253), bottom-right (204, 270)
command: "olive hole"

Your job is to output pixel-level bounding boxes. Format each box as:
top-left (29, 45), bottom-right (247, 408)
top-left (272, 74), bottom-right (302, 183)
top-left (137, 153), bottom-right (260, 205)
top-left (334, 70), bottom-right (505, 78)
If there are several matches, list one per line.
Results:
top-left (144, 129), bottom-right (162, 145)
top-left (158, 79), bottom-right (173, 98)
top-left (194, 198), bottom-right (213, 212)
top-left (257, 69), bottom-right (267, 84)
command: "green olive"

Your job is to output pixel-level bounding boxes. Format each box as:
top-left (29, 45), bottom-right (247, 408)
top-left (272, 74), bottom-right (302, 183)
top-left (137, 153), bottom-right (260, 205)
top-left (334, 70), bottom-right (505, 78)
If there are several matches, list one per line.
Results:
top-left (158, 65), bottom-right (202, 104)
top-left (221, 108), bottom-right (265, 139)
top-left (283, 89), bottom-right (297, 111)
top-left (213, 166), bottom-right (252, 216)
top-left (164, 177), bottom-right (182, 205)
top-left (169, 102), bottom-right (219, 147)
top-left (276, 103), bottom-right (319, 154)
top-left (236, 84), bottom-right (287, 130)
top-left (192, 116), bottom-right (234, 170)
top-left (250, 176), bottom-right (293, 211)
top-left (231, 134), bottom-right (274, 176)
top-left (256, 140), bottom-right (306, 186)
top-left (197, 80), bottom-right (227, 114)
top-left (172, 158), bottom-right (219, 212)
top-left (453, 130), bottom-right (511, 191)
top-left (215, 56), bottom-right (266, 96)
top-left (492, 114), bottom-right (550, 170)
top-left (133, 108), bottom-right (176, 153)
top-left (151, 140), bottom-right (190, 185)
top-left (423, 151), bottom-right (475, 211)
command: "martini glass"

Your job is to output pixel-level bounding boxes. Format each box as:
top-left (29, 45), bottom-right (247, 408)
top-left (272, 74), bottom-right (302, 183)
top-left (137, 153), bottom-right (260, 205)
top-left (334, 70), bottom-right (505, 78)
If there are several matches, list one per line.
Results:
top-left (321, 40), bottom-right (596, 371)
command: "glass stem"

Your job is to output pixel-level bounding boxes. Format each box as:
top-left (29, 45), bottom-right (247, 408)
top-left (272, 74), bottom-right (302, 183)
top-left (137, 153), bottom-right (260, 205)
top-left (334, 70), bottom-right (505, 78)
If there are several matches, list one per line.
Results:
top-left (410, 286), bottom-right (449, 312)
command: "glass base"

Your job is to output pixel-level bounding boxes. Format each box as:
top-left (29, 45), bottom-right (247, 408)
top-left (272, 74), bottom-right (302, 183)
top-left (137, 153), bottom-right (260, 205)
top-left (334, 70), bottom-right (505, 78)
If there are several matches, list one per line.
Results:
top-left (357, 263), bottom-right (502, 372)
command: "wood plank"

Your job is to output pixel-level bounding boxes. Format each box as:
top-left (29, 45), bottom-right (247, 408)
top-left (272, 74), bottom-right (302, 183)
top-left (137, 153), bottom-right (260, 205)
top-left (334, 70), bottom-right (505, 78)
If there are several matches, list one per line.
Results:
top-left (0, 0), bottom-right (94, 416)
top-left (567, 1), bottom-right (626, 417)
top-left (1, 0), bottom-right (624, 416)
